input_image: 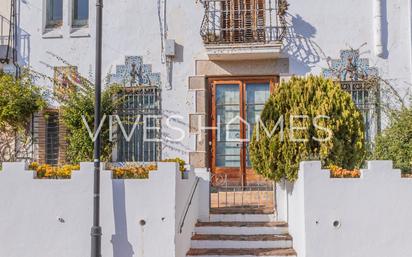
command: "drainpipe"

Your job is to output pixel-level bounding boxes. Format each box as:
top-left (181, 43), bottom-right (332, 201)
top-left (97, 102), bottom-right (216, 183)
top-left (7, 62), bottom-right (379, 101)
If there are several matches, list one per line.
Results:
top-left (410, 0), bottom-right (412, 85)
top-left (373, 0), bottom-right (384, 57)
top-left (12, 0), bottom-right (19, 77)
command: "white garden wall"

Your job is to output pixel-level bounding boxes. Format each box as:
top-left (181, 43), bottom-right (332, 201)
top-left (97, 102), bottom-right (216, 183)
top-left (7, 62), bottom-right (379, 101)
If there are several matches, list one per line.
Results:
top-left (277, 161), bottom-right (412, 257)
top-left (0, 162), bottom-right (210, 257)
top-left (175, 168), bottom-right (210, 257)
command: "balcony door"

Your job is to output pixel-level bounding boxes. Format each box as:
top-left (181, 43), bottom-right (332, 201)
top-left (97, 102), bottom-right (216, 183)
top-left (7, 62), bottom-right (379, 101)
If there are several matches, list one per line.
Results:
top-left (221, 0), bottom-right (266, 43)
top-left (210, 78), bottom-right (275, 186)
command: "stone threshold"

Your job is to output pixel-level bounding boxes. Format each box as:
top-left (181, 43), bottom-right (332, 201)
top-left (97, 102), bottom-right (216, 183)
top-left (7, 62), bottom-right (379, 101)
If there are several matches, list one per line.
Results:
top-left (187, 248), bottom-right (296, 256)
top-left (210, 207), bottom-right (275, 215)
top-left (191, 234), bottom-right (292, 241)
top-left (195, 221), bottom-right (288, 228)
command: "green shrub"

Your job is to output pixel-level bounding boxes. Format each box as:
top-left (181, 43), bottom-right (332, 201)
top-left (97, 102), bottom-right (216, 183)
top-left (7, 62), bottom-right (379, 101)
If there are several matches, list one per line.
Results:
top-left (59, 80), bottom-right (123, 163)
top-left (0, 72), bottom-right (46, 129)
top-left (0, 72), bottom-right (46, 162)
top-left (373, 108), bottom-right (412, 173)
top-left (250, 76), bottom-right (366, 182)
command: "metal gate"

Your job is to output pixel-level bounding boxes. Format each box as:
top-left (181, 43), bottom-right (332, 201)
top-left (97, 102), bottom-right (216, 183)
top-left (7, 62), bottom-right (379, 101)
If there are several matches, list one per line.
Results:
top-left (116, 86), bottom-right (161, 162)
top-left (210, 174), bottom-right (275, 210)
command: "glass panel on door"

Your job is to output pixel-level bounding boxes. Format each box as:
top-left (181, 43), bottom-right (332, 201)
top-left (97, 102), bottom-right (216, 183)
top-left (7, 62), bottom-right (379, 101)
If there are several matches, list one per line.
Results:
top-left (215, 84), bottom-right (241, 167)
top-left (245, 83), bottom-right (270, 167)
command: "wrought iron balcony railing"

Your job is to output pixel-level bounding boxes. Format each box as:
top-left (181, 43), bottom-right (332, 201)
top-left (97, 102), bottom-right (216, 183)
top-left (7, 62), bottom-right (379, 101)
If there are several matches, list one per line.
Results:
top-left (200, 0), bottom-right (288, 45)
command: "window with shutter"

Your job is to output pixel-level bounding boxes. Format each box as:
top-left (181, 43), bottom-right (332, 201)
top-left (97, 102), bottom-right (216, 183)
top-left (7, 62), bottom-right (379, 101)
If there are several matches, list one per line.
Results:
top-left (201, 0), bottom-right (286, 44)
top-left (221, 0), bottom-right (266, 43)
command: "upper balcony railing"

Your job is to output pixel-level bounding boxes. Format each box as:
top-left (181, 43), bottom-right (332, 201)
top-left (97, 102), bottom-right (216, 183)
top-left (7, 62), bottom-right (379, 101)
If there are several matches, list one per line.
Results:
top-left (200, 0), bottom-right (288, 45)
top-left (0, 15), bottom-right (12, 46)
top-left (0, 14), bottom-right (30, 66)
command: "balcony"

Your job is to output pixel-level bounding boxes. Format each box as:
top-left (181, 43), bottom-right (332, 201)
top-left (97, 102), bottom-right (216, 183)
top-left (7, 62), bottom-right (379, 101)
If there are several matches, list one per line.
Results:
top-left (0, 15), bottom-right (15, 65)
top-left (0, 14), bottom-right (30, 72)
top-left (200, 0), bottom-right (288, 60)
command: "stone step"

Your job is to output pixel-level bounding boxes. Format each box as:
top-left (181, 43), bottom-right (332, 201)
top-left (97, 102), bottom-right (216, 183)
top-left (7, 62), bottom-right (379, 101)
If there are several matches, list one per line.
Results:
top-left (190, 234), bottom-right (293, 249)
top-left (194, 222), bottom-right (288, 235)
top-left (205, 214), bottom-right (277, 222)
top-left (210, 207), bottom-right (274, 215)
top-left (186, 248), bottom-right (296, 257)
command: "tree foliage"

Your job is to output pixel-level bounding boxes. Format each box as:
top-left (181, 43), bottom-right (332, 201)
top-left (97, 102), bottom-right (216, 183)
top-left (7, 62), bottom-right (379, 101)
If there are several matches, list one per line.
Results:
top-left (250, 76), bottom-right (366, 182)
top-left (58, 78), bottom-right (123, 164)
top-left (0, 72), bottom-right (46, 162)
top-left (0, 72), bottom-right (46, 130)
top-left (373, 108), bottom-right (412, 173)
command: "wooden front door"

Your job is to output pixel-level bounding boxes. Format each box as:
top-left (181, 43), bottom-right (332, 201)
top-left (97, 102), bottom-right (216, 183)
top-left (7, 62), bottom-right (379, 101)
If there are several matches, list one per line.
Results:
top-left (210, 78), bottom-right (276, 186)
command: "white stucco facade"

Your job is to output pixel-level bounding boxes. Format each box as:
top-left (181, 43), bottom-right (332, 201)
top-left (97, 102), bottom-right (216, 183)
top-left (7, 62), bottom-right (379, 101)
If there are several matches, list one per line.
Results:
top-left (12, 0), bottom-right (412, 164)
top-left (2, 2), bottom-right (412, 256)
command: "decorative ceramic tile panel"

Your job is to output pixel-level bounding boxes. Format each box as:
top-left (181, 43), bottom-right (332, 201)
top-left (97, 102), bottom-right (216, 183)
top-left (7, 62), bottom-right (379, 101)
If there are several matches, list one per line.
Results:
top-left (53, 66), bottom-right (79, 101)
top-left (323, 49), bottom-right (378, 81)
top-left (109, 56), bottom-right (161, 87)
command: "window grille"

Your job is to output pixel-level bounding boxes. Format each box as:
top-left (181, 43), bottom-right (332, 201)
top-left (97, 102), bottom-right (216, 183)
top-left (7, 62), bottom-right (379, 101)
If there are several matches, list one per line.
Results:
top-left (116, 87), bottom-right (161, 162)
top-left (45, 112), bottom-right (59, 165)
top-left (340, 81), bottom-right (380, 143)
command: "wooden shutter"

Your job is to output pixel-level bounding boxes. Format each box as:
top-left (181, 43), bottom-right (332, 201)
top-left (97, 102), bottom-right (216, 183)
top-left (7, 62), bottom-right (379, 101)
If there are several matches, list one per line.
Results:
top-left (255, 0), bottom-right (266, 41)
top-left (221, 0), bottom-right (266, 43)
top-left (221, 0), bottom-right (231, 42)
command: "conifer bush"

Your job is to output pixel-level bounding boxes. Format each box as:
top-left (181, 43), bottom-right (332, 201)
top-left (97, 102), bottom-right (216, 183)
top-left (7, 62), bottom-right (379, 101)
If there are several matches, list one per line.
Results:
top-left (250, 76), bottom-right (366, 182)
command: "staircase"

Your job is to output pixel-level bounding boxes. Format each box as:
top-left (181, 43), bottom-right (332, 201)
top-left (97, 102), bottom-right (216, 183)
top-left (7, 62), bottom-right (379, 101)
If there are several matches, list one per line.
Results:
top-left (186, 208), bottom-right (296, 257)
